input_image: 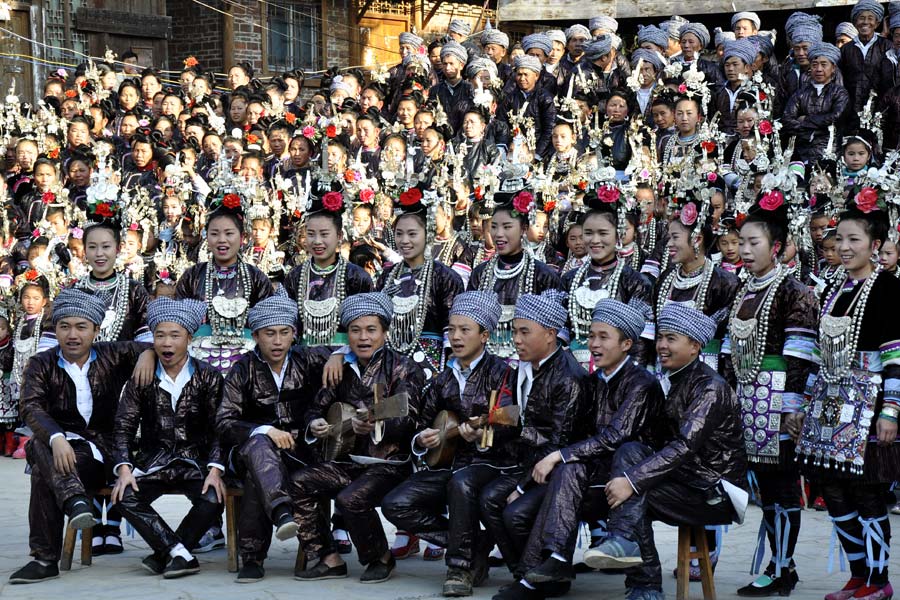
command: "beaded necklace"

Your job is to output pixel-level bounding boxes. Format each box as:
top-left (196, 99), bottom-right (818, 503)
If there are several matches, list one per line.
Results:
top-left (77, 272), bottom-right (129, 342)
top-left (656, 257), bottom-right (714, 318)
top-left (204, 260), bottom-right (252, 343)
top-left (12, 314), bottom-right (41, 389)
top-left (386, 259), bottom-right (434, 355)
top-left (434, 233), bottom-right (459, 266)
top-left (640, 218), bottom-right (657, 255)
top-left (569, 259), bottom-right (625, 342)
top-left (818, 269), bottom-right (879, 383)
top-left (619, 242), bottom-right (641, 271)
top-left (728, 264), bottom-right (789, 384)
top-left (297, 256), bottom-right (347, 346)
top-left (481, 251), bottom-right (536, 357)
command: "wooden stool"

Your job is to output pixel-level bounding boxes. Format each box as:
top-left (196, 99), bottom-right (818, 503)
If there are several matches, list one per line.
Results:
top-left (224, 487), bottom-right (243, 572)
top-left (60, 519), bottom-right (93, 571)
top-left (676, 525), bottom-right (716, 600)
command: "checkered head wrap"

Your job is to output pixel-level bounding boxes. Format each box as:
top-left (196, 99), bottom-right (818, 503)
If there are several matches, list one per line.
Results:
top-left (679, 22), bottom-right (710, 47)
top-left (466, 57), bottom-right (498, 79)
top-left (592, 299), bottom-right (648, 342)
top-left (714, 27), bottom-right (736, 46)
top-left (440, 41), bottom-right (468, 64)
top-left (565, 24), bottom-right (591, 40)
top-left (637, 25), bottom-right (669, 50)
top-left (481, 28), bottom-right (510, 49)
top-left (340, 292), bottom-right (394, 328)
top-left (584, 35), bottom-right (614, 61)
top-left (731, 11), bottom-right (761, 30)
top-left (723, 39), bottom-right (758, 65)
top-left (657, 302), bottom-right (716, 346)
top-left (852, 0), bottom-right (885, 22)
top-left (247, 295), bottom-right (298, 332)
top-left (546, 30), bottom-right (567, 46)
top-left (449, 19), bottom-right (471, 36)
top-left (146, 298), bottom-right (206, 334)
top-left (399, 32), bottom-right (424, 48)
top-left (522, 33), bottom-right (552, 56)
top-left (513, 55), bottom-right (542, 73)
top-left (451, 291), bottom-right (502, 334)
top-left (514, 290), bottom-right (567, 332)
top-left (590, 15), bottom-right (618, 33)
top-left (808, 41), bottom-right (841, 65)
top-left (836, 21), bottom-right (859, 38)
top-left (51, 288), bottom-right (108, 326)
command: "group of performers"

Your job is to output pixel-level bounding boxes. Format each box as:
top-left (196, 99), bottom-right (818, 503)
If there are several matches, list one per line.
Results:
top-left (3, 2), bottom-right (900, 600)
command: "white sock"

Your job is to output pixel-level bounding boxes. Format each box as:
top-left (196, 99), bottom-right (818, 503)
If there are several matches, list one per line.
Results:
top-left (520, 579), bottom-right (536, 590)
top-left (333, 528), bottom-right (350, 542)
top-left (551, 552), bottom-right (567, 562)
top-left (490, 546), bottom-right (503, 558)
top-left (392, 533), bottom-right (409, 547)
top-left (168, 543), bottom-right (193, 561)
top-left (105, 536), bottom-right (122, 546)
top-left (92, 536), bottom-right (104, 546)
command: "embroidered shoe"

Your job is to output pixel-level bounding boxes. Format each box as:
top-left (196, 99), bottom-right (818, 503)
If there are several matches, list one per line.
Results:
top-left (852, 583), bottom-right (894, 600)
top-left (391, 533), bottom-right (420, 559)
top-left (825, 577), bottom-right (867, 600)
top-left (583, 536), bottom-right (643, 570)
top-left (424, 546), bottom-right (446, 561)
top-left (737, 570), bottom-right (799, 597)
top-left (673, 556), bottom-right (718, 581)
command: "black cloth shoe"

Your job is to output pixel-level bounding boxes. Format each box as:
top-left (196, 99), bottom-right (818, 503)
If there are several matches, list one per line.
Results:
top-left (443, 567), bottom-right (474, 597)
top-left (543, 581), bottom-right (573, 598)
top-left (272, 506), bottom-right (299, 542)
top-left (737, 570), bottom-right (799, 597)
top-left (360, 555), bottom-right (396, 584)
top-left (141, 552), bottom-right (169, 575)
top-left (236, 561), bottom-right (266, 583)
top-left (295, 559), bottom-right (348, 581)
top-left (103, 535), bottom-right (124, 555)
top-left (163, 556), bottom-right (200, 579)
top-left (525, 558), bottom-right (575, 584)
top-left (9, 561), bottom-right (59, 584)
top-left (492, 581), bottom-right (546, 600)
top-left (63, 495), bottom-right (94, 530)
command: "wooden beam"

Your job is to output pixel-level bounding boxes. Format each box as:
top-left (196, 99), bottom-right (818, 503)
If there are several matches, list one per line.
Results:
top-left (496, 0), bottom-right (858, 21)
top-left (422, 0), bottom-right (445, 30)
top-left (223, 3), bottom-right (234, 72)
top-left (356, 0), bottom-right (376, 23)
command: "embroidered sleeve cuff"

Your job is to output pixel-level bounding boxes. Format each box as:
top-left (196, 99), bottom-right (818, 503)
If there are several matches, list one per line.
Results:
top-left (880, 341), bottom-right (900, 367)
top-left (782, 392), bottom-right (804, 413)
top-left (640, 262), bottom-right (660, 278)
top-left (882, 378), bottom-right (900, 406)
top-left (720, 334), bottom-right (731, 355)
top-left (331, 345), bottom-right (351, 356)
top-left (641, 322), bottom-right (655, 341)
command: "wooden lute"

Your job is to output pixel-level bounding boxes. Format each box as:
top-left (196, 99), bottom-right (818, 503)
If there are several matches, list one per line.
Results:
top-left (322, 384), bottom-right (409, 461)
top-left (424, 394), bottom-right (520, 469)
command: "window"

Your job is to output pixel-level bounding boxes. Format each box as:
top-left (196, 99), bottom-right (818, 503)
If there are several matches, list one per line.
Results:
top-left (267, 1), bottom-right (320, 73)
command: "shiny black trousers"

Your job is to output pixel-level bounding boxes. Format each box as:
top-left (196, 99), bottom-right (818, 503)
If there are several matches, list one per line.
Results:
top-left (608, 442), bottom-right (735, 591)
top-left (292, 461), bottom-right (410, 565)
top-left (478, 471), bottom-right (545, 578)
top-left (234, 434), bottom-right (306, 563)
top-left (520, 460), bottom-right (610, 571)
top-left (26, 438), bottom-right (109, 563)
top-left (382, 464), bottom-right (504, 569)
top-left (116, 464), bottom-right (222, 554)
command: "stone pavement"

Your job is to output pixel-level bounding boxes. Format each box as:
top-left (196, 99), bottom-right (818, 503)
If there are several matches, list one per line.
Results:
top-left (0, 457), bottom-right (893, 600)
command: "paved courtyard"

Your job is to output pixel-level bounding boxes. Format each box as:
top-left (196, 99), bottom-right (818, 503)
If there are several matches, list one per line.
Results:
top-left (0, 457), bottom-right (892, 600)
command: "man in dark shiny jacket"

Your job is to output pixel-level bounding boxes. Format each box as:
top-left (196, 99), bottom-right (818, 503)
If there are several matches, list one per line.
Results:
top-left (583, 303), bottom-right (748, 600)
top-left (216, 296), bottom-right (329, 582)
top-left (498, 56), bottom-right (558, 162)
top-left (514, 300), bottom-right (664, 598)
top-left (10, 289), bottom-right (148, 585)
top-left (111, 298), bottom-right (225, 579)
top-left (294, 292), bottom-right (424, 584)
top-left (840, 1), bottom-right (892, 127)
top-left (479, 291), bottom-right (589, 589)
top-left (382, 291), bottom-right (512, 597)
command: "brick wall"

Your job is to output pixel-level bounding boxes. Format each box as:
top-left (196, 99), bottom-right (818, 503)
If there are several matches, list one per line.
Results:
top-left (324, 0), bottom-right (351, 69)
top-left (230, 0), bottom-right (263, 71)
top-left (166, 0), bottom-right (225, 72)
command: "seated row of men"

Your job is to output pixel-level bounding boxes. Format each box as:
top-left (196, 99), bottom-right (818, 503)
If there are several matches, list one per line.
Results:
top-left (8, 287), bottom-right (746, 600)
